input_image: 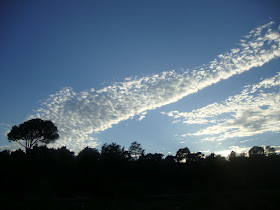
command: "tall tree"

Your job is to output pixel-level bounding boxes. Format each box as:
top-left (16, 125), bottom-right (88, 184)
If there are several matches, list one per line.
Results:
top-left (128, 141), bottom-right (145, 160)
top-left (100, 143), bottom-right (125, 161)
top-left (165, 155), bottom-right (176, 163)
top-left (265, 146), bottom-right (276, 156)
top-left (187, 152), bottom-right (205, 164)
top-left (175, 147), bottom-right (190, 162)
top-left (248, 146), bottom-right (265, 157)
top-left (228, 151), bottom-right (237, 161)
top-left (7, 118), bottom-right (59, 152)
top-left (77, 147), bottom-right (100, 162)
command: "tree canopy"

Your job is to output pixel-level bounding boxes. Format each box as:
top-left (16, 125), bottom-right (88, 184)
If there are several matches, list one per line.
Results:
top-left (7, 118), bottom-right (59, 151)
top-left (248, 146), bottom-right (265, 157)
top-left (175, 147), bottom-right (190, 162)
top-left (100, 142), bottom-right (127, 161)
top-left (128, 141), bottom-right (145, 160)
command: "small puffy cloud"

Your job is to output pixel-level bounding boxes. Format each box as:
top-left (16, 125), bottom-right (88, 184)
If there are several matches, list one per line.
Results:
top-left (138, 112), bottom-right (147, 121)
top-left (165, 72), bottom-right (280, 141)
top-left (31, 22), bottom-right (280, 152)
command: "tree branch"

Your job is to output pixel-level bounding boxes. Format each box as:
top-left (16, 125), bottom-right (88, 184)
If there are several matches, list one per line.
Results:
top-left (16, 140), bottom-right (27, 149)
top-left (30, 139), bottom-right (39, 148)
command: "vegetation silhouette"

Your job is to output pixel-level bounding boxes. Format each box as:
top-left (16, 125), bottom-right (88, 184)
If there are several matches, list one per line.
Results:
top-left (175, 146), bottom-right (190, 162)
top-left (248, 146), bottom-right (265, 157)
top-left (1, 142), bottom-right (280, 209)
top-left (128, 141), bottom-right (145, 160)
top-left (7, 118), bottom-right (59, 152)
top-left (2, 119), bottom-right (280, 209)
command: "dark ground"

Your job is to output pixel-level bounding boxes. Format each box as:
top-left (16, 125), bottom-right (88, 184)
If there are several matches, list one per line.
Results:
top-left (1, 190), bottom-right (279, 210)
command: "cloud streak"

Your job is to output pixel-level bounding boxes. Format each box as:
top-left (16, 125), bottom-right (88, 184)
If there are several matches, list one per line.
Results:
top-left (164, 72), bottom-right (280, 141)
top-left (32, 22), bottom-right (280, 151)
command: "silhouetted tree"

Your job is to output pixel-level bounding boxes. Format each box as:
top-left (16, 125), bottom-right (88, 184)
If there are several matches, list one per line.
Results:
top-left (265, 146), bottom-right (276, 156)
top-left (228, 151), bottom-right (237, 161)
top-left (30, 145), bottom-right (55, 160)
top-left (206, 153), bottom-right (216, 161)
top-left (248, 146), bottom-right (265, 157)
top-left (57, 146), bottom-right (74, 159)
top-left (100, 143), bottom-right (126, 161)
top-left (1, 140), bottom-right (280, 205)
top-left (77, 147), bottom-right (100, 162)
top-left (128, 141), bottom-right (145, 160)
top-left (215, 154), bottom-right (226, 162)
top-left (121, 146), bottom-right (131, 160)
top-left (10, 149), bottom-right (25, 159)
top-left (187, 152), bottom-right (205, 164)
top-left (0, 150), bottom-right (10, 159)
top-left (165, 155), bottom-right (176, 163)
top-left (239, 152), bottom-right (247, 157)
top-left (141, 153), bottom-right (163, 162)
top-left (175, 147), bottom-right (190, 162)
top-left (7, 118), bottom-right (59, 152)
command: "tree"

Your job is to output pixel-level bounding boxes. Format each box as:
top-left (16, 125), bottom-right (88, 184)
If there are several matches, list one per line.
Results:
top-left (165, 155), bottom-right (176, 164)
top-left (100, 143), bottom-right (125, 161)
top-left (30, 145), bottom-right (56, 160)
top-left (10, 149), bottom-right (25, 159)
top-left (239, 152), bottom-right (246, 157)
top-left (128, 141), bottom-right (145, 160)
top-left (206, 153), bottom-right (217, 162)
top-left (187, 152), bottom-right (205, 164)
top-left (141, 153), bottom-right (163, 162)
top-left (77, 147), bottom-right (100, 162)
top-left (175, 147), bottom-right (190, 162)
top-left (248, 146), bottom-right (264, 157)
top-left (228, 151), bottom-right (237, 161)
top-left (7, 118), bottom-right (59, 152)
top-left (265, 146), bottom-right (276, 156)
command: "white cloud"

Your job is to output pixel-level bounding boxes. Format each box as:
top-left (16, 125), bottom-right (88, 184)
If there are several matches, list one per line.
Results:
top-left (31, 22), bottom-right (280, 152)
top-left (165, 72), bottom-right (280, 141)
top-left (137, 111), bottom-right (147, 121)
top-left (0, 143), bottom-right (22, 152)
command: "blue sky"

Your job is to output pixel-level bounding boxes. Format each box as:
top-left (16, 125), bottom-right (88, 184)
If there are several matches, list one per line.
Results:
top-left (1, 0), bottom-right (280, 156)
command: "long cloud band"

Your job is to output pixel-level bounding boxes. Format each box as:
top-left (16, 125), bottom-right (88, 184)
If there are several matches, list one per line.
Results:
top-left (31, 22), bottom-right (280, 151)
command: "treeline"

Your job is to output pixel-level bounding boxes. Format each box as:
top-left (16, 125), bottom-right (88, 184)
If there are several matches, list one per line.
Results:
top-left (1, 142), bottom-right (280, 200)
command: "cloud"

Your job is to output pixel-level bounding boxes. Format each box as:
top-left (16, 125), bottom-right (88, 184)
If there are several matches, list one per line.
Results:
top-left (31, 22), bottom-right (280, 152)
top-left (0, 143), bottom-right (22, 152)
top-left (137, 112), bottom-right (147, 121)
top-left (164, 72), bottom-right (280, 141)
top-left (0, 123), bottom-right (11, 127)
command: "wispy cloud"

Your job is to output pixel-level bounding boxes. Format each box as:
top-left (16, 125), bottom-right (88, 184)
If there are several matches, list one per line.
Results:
top-left (164, 72), bottom-right (280, 141)
top-left (0, 143), bottom-right (22, 152)
top-left (32, 22), bottom-right (280, 152)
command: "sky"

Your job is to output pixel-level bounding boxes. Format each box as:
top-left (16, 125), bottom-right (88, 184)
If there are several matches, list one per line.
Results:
top-left (1, 0), bottom-right (280, 156)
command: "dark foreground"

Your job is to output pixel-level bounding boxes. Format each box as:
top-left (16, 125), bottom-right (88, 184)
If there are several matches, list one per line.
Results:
top-left (1, 190), bottom-right (279, 210)
top-left (1, 147), bottom-right (280, 209)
